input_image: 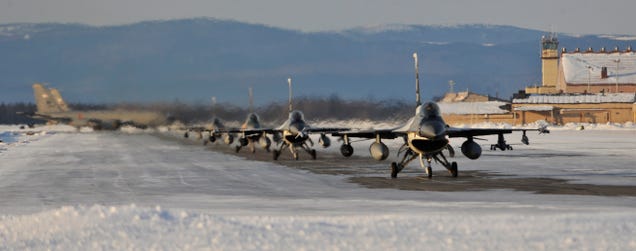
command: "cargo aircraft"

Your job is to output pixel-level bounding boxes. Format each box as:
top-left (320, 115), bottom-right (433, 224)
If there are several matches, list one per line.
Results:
top-left (333, 53), bottom-right (548, 178)
top-left (24, 83), bottom-right (168, 130)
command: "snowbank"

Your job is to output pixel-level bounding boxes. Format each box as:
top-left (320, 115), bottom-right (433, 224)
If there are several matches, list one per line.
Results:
top-left (1, 204), bottom-right (634, 251)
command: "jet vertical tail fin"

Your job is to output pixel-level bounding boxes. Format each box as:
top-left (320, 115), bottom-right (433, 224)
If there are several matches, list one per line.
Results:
top-left (248, 87), bottom-right (254, 114)
top-left (49, 88), bottom-right (70, 112)
top-left (287, 77), bottom-right (293, 113)
top-left (413, 52), bottom-right (421, 107)
top-left (33, 83), bottom-right (58, 114)
top-left (211, 96), bottom-right (217, 117)
top-left (32, 83), bottom-right (70, 114)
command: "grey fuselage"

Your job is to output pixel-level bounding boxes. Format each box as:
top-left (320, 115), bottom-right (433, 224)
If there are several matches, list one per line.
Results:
top-left (395, 102), bottom-right (449, 155)
top-left (278, 110), bottom-right (310, 144)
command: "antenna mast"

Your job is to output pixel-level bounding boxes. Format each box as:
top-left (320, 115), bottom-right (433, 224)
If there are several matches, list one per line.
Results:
top-left (287, 77), bottom-right (293, 113)
top-left (248, 87), bottom-right (254, 113)
top-left (413, 52), bottom-right (421, 106)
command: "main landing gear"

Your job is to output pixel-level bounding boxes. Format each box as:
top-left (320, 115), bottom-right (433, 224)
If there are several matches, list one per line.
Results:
top-left (390, 146), bottom-right (458, 179)
top-left (490, 133), bottom-right (513, 151)
top-left (234, 144), bottom-right (257, 154)
top-left (272, 141), bottom-right (317, 160)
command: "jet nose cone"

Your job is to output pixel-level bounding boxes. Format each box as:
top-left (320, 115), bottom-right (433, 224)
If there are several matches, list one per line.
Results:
top-left (289, 124), bottom-right (301, 135)
top-left (419, 122), bottom-right (446, 139)
top-left (418, 125), bottom-right (436, 138)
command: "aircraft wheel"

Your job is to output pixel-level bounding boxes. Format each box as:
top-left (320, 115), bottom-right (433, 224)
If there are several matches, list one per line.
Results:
top-left (235, 146), bottom-right (241, 153)
top-left (184, 132), bottom-right (189, 138)
top-left (390, 162), bottom-right (399, 178)
top-left (310, 149), bottom-right (317, 160)
top-left (426, 166), bottom-right (432, 178)
top-left (273, 150), bottom-right (280, 160)
top-left (450, 162), bottom-right (458, 177)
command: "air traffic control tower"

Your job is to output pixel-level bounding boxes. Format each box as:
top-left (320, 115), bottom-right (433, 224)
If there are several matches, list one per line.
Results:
top-left (526, 34), bottom-right (560, 94)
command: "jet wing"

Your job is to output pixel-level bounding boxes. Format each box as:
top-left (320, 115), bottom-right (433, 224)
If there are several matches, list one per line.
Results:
top-left (186, 126), bottom-right (211, 132)
top-left (19, 112), bottom-right (72, 124)
top-left (218, 127), bottom-right (349, 136)
top-left (446, 126), bottom-right (549, 138)
top-left (332, 126), bottom-right (548, 141)
top-left (332, 128), bottom-right (403, 139)
top-left (304, 127), bottom-right (351, 134)
top-left (186, 124), bottom-right (226, 133)
top-left (446, 128), bottom-right (513, 138)
top-left (215, 128), bottom-right (277, 135)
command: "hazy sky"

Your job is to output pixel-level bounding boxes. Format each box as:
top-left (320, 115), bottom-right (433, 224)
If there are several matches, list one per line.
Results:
top-left (1, 0), bottom-right (635, 35)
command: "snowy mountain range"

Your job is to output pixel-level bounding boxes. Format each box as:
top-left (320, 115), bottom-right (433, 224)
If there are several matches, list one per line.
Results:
top-left (1, 18), bottom-right (634, 105)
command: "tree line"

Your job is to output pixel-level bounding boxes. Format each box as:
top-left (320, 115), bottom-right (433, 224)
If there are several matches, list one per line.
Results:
top-left (0, 96), bottom-right (417, 125)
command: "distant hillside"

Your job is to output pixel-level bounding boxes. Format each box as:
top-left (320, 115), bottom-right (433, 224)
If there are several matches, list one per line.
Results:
top-left (1, 18), bottom-right (634, 105)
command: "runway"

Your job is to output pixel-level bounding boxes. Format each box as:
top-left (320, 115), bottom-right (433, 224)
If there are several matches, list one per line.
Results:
top-left (167, 131), bottom-right (636, 197)
top-left (3, 128), bottom-right (635, 249)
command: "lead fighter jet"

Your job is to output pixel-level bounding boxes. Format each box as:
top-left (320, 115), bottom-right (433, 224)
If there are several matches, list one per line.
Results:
top-left (333, 53), bottom-right (548, 178)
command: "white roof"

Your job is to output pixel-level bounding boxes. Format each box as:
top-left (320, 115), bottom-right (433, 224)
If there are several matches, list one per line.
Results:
top-left (513, 93), bottom-right (636, 104)
top-left (438, 101), bottom-right (509, 115)
top-left (562, 52), bottom-right (636, 85)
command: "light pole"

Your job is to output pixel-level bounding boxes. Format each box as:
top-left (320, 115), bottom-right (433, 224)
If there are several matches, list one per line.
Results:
top-left (613, 58), bottom-right (621, 93)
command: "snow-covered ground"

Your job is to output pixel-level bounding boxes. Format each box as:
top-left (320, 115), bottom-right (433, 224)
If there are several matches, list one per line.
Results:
top-left (1, 123), bottom-right (635, 250)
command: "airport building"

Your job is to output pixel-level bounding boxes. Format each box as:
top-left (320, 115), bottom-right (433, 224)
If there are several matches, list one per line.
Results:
top-left (512, 93), bottom-right (636, 124)
top-left (512, 34), bottom-right (636, 125)
top-left (440, 91), bottom-right (636, 125)
top-left (526, 34), bottom-right (636, 94)
top-left (431, 34), bottom-right (635, 126)
top-left (438, 91), bottom-right (517, 125)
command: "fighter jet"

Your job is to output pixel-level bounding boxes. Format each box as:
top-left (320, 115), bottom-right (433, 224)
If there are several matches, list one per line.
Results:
top-left (219, 78), bottom-right (348, 160)
top-left (24, 83), bottom-right (168, 130)
top-left (233, 87), bottom-right (272, 153)
top-left (332, 53), bottom-right (548, 178)
top-left (183, 97), bottom-right (235, 146)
